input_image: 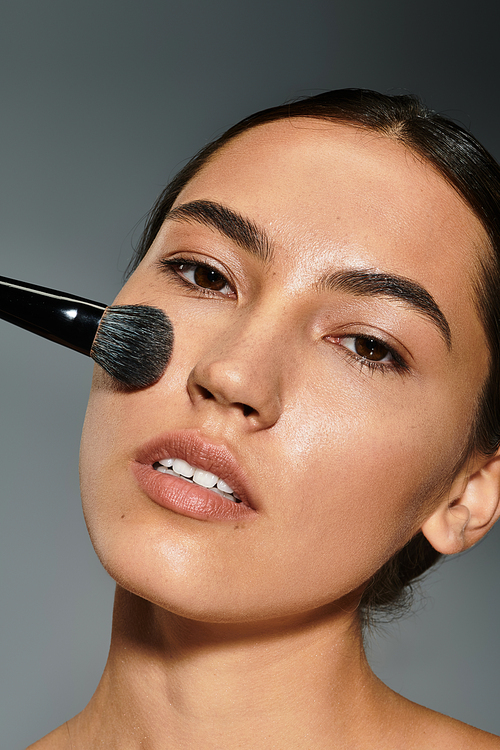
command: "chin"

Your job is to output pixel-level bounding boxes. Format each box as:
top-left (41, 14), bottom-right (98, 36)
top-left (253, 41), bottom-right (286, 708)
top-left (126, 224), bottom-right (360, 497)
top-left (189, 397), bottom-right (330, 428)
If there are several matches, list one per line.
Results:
top-left (87, 522), bottom-right (364, 626)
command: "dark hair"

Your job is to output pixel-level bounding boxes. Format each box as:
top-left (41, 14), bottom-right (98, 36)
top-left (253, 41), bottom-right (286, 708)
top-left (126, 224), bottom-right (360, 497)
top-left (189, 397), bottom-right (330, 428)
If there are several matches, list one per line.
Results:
top-left (127, 89), bottom-right (500, 620)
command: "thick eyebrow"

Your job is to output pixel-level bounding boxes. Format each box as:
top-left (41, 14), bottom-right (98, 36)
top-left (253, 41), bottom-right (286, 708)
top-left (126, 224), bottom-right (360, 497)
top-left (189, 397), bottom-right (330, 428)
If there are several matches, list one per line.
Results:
top-left (319, 268), bottom-right (452, 349)
top-left (165, 200), bottom-right (273, 263)
top-left (165, 201), bottom-right (451, 348)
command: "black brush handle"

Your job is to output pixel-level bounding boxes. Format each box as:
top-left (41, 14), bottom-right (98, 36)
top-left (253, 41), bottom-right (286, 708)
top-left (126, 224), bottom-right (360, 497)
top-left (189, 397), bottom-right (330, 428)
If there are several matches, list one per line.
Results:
top-left (0, 275), bottom-right (107, 355)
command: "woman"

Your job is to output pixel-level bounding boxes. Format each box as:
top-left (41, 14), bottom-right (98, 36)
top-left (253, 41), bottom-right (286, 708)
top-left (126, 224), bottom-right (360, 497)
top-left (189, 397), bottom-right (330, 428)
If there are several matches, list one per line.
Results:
top-left (31, 89), bottom-right (500, 748)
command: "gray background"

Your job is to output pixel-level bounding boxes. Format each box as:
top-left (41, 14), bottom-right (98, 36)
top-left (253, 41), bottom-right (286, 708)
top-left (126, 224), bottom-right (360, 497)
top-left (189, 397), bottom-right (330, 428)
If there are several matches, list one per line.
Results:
top-left (1, 1), bottom-right (499, 746)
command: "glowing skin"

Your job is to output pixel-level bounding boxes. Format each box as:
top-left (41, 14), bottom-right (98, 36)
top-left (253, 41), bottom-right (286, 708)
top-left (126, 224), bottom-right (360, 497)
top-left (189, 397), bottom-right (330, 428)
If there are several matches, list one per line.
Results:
top-left (80, 120), bottom-right (490, 626)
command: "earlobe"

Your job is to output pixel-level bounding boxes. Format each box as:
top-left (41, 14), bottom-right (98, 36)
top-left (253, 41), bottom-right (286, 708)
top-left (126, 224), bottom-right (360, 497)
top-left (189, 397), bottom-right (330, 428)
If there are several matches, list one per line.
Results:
top-left (421, 452), bottom-right (500, 555)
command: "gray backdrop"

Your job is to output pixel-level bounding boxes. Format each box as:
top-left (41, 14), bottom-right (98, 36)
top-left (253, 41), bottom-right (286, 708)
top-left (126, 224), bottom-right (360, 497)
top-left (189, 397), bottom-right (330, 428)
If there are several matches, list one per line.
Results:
top-left (1, 1), bottom-right (499, 746)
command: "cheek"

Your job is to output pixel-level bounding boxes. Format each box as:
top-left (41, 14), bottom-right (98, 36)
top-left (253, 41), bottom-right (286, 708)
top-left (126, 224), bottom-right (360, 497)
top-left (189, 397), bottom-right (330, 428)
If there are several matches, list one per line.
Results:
top-left (78, 350), bottom-right (474, 622)
top-left (80, 389), bottom-right (169, 607)
top-left (273, 381), bottom-right (467, 575)
top-left (79, 372), bottom-right (136, 556)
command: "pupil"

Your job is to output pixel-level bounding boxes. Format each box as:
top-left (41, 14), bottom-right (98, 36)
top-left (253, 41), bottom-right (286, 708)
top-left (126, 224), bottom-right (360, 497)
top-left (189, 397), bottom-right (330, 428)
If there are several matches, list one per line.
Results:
top-left (194, 265), bottom-right (226, 290)
top-left (355, 337), bottom-right (388, 361)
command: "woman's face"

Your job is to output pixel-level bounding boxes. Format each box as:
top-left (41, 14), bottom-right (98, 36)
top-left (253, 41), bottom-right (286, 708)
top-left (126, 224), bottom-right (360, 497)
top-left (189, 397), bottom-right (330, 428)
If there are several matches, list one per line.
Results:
top-left (80, 120), bottom-right (489, 623)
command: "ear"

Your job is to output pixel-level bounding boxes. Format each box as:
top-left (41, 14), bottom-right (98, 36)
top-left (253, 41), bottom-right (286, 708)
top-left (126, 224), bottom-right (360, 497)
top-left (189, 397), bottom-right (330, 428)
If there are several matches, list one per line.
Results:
top-left (421, 451), bottom-right (500, 555)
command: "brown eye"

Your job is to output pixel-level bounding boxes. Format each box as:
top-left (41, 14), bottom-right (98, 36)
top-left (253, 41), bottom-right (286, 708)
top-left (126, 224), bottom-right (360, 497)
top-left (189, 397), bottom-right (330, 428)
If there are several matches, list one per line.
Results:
top-left (193, 264), bottom-right (227, 291)
top-left (159, 257), bottom-right (234, 296)
top-left (353, 337), bottom-right (390, 361)
top-left (332, 334), bottom-right (408, 374)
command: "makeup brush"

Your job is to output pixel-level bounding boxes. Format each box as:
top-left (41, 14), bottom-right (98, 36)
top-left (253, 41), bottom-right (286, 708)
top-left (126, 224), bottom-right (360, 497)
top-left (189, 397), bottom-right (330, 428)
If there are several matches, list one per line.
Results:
top-left (0, 275), bottom-right (173, 389)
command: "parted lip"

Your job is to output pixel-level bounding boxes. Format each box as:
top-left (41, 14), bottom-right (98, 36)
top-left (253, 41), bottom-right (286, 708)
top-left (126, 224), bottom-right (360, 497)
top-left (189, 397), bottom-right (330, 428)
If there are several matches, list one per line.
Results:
top-left (133, 429), bottom-right (256, 510)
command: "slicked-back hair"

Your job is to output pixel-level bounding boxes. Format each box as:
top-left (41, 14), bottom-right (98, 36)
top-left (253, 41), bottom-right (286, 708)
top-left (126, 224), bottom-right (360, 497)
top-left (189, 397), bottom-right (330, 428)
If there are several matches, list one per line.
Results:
top-left (127, 89), bottom-right (500, 622)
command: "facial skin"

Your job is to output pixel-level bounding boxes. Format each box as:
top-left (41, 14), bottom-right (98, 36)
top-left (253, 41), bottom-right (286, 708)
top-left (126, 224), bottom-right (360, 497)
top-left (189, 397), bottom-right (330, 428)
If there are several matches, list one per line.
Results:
top-left (80, 119), bottom-right (490, 625)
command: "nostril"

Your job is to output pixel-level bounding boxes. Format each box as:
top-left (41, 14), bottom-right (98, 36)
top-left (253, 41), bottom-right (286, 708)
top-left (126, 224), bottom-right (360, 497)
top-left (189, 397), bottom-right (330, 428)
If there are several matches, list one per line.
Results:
top-left (188, 364), bottom-right (274, 423)
top-left (242, 404), bottom-right (255, 418)
top-left (198, 385), bottom-right (215, 401)
top-left (193, 379), bottom-right (256, 417)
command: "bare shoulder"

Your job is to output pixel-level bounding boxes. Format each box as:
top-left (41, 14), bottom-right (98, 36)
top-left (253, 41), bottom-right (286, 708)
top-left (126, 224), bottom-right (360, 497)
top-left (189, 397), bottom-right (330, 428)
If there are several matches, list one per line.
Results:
top-left (25, 723), bottom-right (71, 750)
top-left (409, 702), bottom-right (500, 749)
top-left (430, 718), bottom-right (500, 749)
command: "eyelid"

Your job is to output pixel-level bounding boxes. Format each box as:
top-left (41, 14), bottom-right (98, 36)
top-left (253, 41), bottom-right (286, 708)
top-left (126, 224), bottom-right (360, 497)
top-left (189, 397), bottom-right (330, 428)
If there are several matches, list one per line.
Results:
top-left (342, 335), bottom-right (391, 359)
top-left (331, 319), bottom-right (413, 359)
top-left (158, 255), bottom-right (236, 297)
top-left (327, 333), bottom-right (410, 374)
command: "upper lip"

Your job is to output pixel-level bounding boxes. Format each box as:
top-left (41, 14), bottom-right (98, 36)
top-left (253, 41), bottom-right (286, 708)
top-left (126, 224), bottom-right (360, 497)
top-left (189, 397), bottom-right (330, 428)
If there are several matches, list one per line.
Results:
top-left (133, 429), bottom-right (256, 509)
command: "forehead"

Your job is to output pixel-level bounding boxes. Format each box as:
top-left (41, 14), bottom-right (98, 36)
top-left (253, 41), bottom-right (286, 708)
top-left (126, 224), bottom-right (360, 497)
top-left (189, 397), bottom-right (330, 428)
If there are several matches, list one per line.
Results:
top-left (175, 118), bottom-right (488, 344)
top-left (177, 118), bottom-right (486, 273)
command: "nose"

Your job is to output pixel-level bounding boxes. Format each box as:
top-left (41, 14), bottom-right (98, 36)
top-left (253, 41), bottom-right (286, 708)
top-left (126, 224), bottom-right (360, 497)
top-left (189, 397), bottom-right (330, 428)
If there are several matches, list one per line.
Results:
top-left (187, 314), bottom-right (284, 430)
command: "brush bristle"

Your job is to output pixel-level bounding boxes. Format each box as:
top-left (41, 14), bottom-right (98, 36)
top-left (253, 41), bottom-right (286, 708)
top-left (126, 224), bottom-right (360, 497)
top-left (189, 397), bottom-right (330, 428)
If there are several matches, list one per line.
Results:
top-left (90, 305), bottom-right (174, 389)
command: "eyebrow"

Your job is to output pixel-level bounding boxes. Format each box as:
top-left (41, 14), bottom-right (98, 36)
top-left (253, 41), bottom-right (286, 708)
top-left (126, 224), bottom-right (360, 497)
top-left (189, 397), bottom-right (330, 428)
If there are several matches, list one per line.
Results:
top-left (319, 269), bottom-right (452, 349)
top-left (165, 200), bottom-right (452, 349)
top-left (165, 200), bottom-right (273, 263)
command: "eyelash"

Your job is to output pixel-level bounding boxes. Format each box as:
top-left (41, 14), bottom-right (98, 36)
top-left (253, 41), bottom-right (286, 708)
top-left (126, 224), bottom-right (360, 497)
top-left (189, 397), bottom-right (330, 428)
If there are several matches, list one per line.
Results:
top-left (158, 257), bottom-right (235, 297)
top-left (158, 257), bottom-right (409, 375)
top-left (329, 335), bottom-right (409, 375)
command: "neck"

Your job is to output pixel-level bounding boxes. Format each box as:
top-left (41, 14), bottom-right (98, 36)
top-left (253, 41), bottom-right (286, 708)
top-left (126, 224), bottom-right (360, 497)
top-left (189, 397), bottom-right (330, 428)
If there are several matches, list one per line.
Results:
top-left (72, 586), bottom-right (392, 749)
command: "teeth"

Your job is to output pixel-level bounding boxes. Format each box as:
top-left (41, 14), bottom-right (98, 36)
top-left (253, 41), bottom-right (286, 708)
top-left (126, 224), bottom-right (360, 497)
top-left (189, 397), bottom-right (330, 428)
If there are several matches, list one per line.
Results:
top-left (172, 458), bottom-right (194, 477)
top-left (216, 478), bottom-right (233, 493)
top-left (153, 458), bottom-right (241, 502)
top-left (192, 469), bottom-right (218, 488)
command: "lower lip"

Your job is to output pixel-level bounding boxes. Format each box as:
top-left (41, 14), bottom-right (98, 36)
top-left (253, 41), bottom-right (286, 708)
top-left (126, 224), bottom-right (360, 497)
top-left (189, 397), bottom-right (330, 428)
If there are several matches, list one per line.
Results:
top-left (131, 462), bottom-right (256, 521)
